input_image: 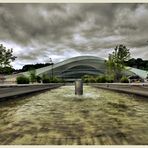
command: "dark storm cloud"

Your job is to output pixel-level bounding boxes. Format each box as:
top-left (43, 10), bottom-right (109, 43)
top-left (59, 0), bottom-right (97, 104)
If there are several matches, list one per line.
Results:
top-left (0, 3), bottom-right (148, 68)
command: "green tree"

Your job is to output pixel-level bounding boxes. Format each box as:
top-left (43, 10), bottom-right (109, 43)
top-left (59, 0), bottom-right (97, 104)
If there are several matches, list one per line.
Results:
top-left (0, 44), bottom-right (16, 74)
top-left (29, 69), bottom-right (37, 83)
top-left (105, 54), bottom-right (115, 79)
top-left (106, 45), bottom-right (131, 82)
top-left (0, 67), bottom-right (14, 74)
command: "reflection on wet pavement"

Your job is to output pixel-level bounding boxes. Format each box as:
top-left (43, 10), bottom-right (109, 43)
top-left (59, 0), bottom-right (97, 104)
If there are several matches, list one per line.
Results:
top-left (0, 86), bottom-right (148, 145)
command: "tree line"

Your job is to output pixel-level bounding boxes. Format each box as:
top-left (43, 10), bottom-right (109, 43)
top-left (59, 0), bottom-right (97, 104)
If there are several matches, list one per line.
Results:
top-left (124, 58), bottom-right (148, 71)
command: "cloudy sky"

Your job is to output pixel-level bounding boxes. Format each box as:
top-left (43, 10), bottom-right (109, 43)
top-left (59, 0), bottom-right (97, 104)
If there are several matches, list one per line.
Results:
top-left (0, 3), bottom-right (148, 69)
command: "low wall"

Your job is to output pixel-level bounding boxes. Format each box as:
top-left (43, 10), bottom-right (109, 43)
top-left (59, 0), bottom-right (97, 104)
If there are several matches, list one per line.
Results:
top-left (0, 83), bottom-right (64, 101)
top-left (90, 83), bottom-right (148, 97)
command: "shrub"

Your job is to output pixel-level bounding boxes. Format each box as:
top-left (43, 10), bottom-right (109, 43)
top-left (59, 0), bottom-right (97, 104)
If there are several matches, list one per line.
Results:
top-left (42, 74), bottom-right (64, 83)
top-left (120, 76), bottom-right (129, 83)
top-left (96, 76), bottom-right (101, 83)
top-left (53, 77), bottom-right (65, 83)
top-left (88, 76), bottom-right (96, 83)
top-left (42, 76), bottom-right (50, 83)
top-left (96, 75), bottom-right (107, 83)
top-left (82, 75), bottom-right (114, 83)
top-left (16, 75), bottom-right (30, 84)
top-left (100, 76), bottom-right (107, 83)
top-left (82, 75), bottom-right (97, 83)
top-left (50, 77), bottom-right (58, 83)
top-left (49, 77), bottom-right (65, 83)
top-left (82, 78), bottom-right (89, 83)
top-left (106, 78), bottom-right (114, 83)
top-left (106, 76), bottom-right (114, 83)
top-left (36, 76), bottom-right (42, 83)
top-left (82, 75), bottom-right (90, 83)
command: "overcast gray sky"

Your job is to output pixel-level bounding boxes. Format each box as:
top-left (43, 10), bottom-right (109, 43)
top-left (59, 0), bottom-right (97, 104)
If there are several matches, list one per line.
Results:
top-left (0, 3), bottom-right (148, 69)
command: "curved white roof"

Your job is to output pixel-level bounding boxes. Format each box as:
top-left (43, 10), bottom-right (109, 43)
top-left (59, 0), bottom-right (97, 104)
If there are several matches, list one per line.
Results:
top-left (5, 56), bottom-right (148, 80)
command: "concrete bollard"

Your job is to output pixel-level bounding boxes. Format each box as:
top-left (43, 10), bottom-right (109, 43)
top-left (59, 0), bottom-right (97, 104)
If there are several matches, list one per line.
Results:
top-left (75, 79), bottom-right (83, 95)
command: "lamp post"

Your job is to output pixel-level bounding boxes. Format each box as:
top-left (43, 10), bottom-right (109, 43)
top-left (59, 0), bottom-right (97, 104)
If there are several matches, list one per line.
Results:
top-left (49, 58), bottom-right (54, 79)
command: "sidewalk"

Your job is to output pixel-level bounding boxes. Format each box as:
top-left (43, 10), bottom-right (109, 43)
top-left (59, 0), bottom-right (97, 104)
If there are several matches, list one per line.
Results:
top-left (91, 83), bottom-right (148, 97)
top-left (0, 84), bottom-right (63, 101)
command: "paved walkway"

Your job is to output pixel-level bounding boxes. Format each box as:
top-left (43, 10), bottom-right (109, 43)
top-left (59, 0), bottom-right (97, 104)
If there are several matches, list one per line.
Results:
top-left (0, 84), bottom-right (63, 101)
top-left (91, 83), bottom-right (148, 97)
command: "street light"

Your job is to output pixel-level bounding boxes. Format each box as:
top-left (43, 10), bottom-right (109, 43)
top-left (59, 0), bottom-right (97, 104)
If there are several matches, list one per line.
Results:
top-left (49, 58), bottom-right (54, 79)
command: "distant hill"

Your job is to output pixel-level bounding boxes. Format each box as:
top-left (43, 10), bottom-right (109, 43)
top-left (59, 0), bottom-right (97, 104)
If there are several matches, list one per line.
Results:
top-left (21, 63), bottom-right (52, 72)
top-left (124, 58), bottom-right (148, 71)
top-left (12, 63), bottom-right (52, 74)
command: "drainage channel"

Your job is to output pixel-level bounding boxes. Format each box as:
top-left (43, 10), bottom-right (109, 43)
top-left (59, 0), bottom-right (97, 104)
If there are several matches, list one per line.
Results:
top-left (0, 85), bottom-right (148, 145)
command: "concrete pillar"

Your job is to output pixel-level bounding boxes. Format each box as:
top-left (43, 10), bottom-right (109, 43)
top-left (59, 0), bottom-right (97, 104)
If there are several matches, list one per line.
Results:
top-left (75, 79), bottom-right (83, 95)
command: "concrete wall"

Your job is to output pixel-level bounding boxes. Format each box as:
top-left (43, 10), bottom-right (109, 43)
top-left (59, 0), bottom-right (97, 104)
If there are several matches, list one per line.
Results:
top-left (90, 83), bottom-right (148, 97)
top-left (0, 83), bottom-right (64, 101)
